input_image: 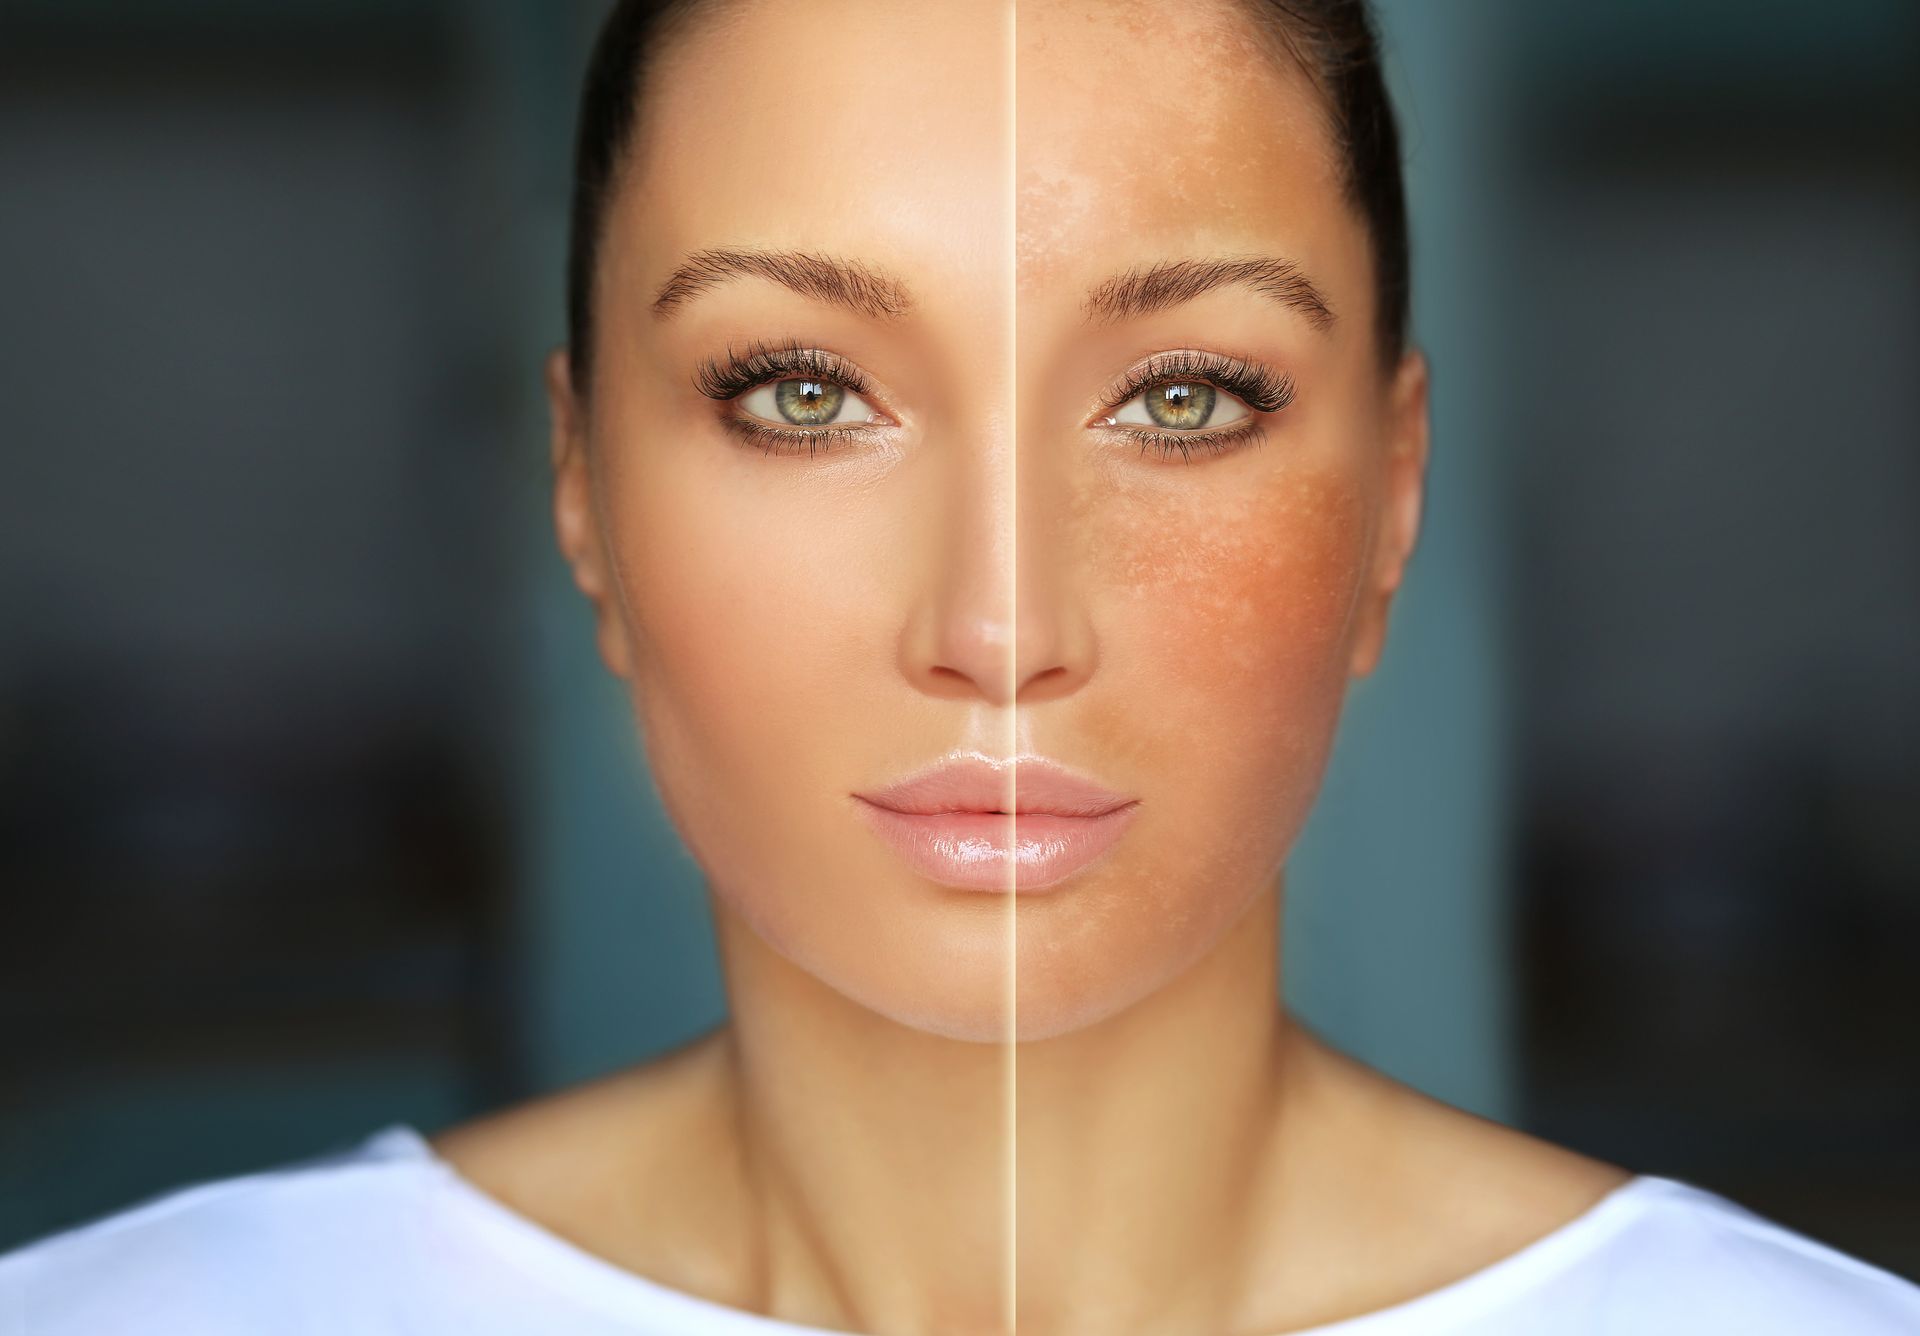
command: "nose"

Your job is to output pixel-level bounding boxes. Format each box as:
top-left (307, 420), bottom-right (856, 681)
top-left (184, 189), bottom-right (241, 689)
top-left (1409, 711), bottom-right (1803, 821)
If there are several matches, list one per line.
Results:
top-left (1010, 460), bottom-right (1096, 705)
top-left (898, 429), bottom-right (1095, 708)
top-left (898, 444), bottom-right (1016, 705)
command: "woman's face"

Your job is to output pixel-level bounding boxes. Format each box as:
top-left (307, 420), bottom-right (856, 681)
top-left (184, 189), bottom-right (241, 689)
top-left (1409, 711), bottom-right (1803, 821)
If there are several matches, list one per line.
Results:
top-left (553, 0), bottom-right (1427, 1042)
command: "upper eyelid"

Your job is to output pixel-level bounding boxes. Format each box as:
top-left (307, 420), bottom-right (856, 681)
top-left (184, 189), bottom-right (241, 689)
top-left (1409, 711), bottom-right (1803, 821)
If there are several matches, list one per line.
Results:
top-left (1104, 370), bottom-right (1242, 412)
top-left (696, 345), bottom-right (1287, 435)
top-left (695, 343), bottom-right (902, 426)
top-left (696, 343), bottom-right (877, 397)
top-left (1092, 351), bottom-right (1294, 422)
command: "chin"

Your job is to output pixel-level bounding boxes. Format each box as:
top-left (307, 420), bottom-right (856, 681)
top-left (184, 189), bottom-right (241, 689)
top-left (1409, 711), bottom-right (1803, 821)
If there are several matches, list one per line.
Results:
top-left (1007, 836), bottom-right (1288, 1043)
top-left (819, 937), bottom-right (1179, 1046)
top-left (698, 776), bottom-right (1292, 1046)
top-left (872, 898), bottom-right (1259, 1046)
top-left (717, 874), bottom-right (1017, 1043)
top-left (1008, 921), bottom-right (1227, 1043)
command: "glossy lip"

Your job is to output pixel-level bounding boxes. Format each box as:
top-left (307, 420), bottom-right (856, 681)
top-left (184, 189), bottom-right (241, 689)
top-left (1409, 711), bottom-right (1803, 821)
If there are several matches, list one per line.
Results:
top-left (853, 752), bottom-right (1139, 893)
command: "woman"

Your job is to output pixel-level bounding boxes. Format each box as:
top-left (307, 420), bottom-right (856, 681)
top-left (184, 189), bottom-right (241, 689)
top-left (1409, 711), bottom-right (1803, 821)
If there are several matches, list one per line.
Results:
top-left (4, 0), bottom-right (1917, 1331)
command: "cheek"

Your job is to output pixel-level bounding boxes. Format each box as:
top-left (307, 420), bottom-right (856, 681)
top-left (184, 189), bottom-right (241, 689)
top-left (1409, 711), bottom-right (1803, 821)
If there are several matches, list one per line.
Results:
top-left (1088, 462), bottom-right (1372, 784)
top-left (1013, 463), bottom-right (1375, 1033)
top-left (594, 450), bottom-right (887, 874)
top-left (612, 460), bottom-right (872, 729)
top-left (1092, 461), bottom-right (1374, 904)
top-left (594, 446), bottom-right (1015, 1039)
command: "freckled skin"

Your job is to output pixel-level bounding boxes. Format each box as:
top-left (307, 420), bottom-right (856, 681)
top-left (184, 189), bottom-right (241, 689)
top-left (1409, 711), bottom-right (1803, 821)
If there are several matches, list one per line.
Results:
top-left (1019, 462), bottom-right (1371, 1026)
top-left (1011, 0), bottom-right (1420, 1037)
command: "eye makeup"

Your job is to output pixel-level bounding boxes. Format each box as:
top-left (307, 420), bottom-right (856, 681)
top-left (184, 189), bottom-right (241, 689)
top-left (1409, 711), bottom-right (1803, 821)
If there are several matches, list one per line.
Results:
top-left (687, 340), bottom-right (1295, 463)
top-left (1092, 349), bottom-right (1296, 464)
top-left (692, 338), bottom-right (895, 456)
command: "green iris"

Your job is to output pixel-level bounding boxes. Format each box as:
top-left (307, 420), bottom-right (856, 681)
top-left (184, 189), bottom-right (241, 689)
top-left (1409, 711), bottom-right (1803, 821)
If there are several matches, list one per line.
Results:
top-left (775, 377), bottom-right (845, 426)
top-left (1144, 381), bottom-right (1215, 430)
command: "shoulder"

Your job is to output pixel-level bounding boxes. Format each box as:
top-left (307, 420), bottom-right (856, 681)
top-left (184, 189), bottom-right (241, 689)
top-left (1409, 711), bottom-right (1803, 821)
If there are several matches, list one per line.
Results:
top-left (1551, 1176), bottom-right (1920, 1333)
top-left (1280, 1040), bottom-right (1919, 1334)
top-left (427, 1032), bottom-right (754, 1308)
top-left (0, 1128), bottom-right (444, 1335)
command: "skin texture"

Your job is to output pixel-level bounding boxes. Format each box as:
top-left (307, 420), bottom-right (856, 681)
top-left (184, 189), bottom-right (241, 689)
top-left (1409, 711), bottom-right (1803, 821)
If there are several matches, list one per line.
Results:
top-left (430, 1), bottom-right (1635, 1333)
top-left (558, 0), bottom-right (1018, 1047)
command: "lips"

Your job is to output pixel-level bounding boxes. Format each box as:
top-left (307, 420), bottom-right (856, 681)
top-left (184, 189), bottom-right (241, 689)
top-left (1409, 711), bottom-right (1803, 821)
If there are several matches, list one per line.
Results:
top-left (853, 753), bottom-right (1137, 892)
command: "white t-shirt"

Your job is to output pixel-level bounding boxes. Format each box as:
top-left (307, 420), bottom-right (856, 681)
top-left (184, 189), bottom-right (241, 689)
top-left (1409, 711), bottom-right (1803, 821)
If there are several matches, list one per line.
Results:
top-left (3, 1124), bottom-right (1917, 1334)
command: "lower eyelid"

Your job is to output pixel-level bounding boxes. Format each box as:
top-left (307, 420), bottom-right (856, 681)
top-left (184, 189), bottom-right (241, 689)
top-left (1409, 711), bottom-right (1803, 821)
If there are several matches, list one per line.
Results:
top-left (1112, 419), bottom-right (1267, 462)
top-left (721, 416), bottom-right (861, 454)
top-left (718, 407), bottom-right (901, 458)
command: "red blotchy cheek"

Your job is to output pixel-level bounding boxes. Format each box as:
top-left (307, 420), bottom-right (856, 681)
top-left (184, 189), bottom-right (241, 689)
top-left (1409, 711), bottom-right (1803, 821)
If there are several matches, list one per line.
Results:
top-left (1011, 466), bottom-right (1376, 1023)
top-left (1081, 464), bottom-right (1373, 904)
top-left (1095, 465), bottom-right (1371, 733)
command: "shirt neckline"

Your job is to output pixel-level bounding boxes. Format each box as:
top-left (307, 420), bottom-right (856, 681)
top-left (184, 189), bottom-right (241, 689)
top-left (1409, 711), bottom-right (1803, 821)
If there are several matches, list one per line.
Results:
top-left (365, 1122), bottom-right (1671, 1335)
top-left (371, 1124), bottom-right (838, 1334)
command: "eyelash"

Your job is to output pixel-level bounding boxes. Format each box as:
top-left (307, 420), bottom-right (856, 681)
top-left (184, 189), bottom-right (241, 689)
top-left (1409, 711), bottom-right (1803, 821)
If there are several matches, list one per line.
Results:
top-left (693, 339), bottom-right (876, 401)
top-left (690, 342), bottom-right (1294, 462)
top-left (1094, 350), bottom-right (1295, 463)
top-left (694, 339), bottom-right (888, 456)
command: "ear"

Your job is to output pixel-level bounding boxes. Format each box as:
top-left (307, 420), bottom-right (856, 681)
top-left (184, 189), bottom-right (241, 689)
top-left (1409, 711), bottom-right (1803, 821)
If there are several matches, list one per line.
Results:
top-left (1347, 348), bottom-right (1430, 680)
top-left (546, 348), bottom-right (634, 681)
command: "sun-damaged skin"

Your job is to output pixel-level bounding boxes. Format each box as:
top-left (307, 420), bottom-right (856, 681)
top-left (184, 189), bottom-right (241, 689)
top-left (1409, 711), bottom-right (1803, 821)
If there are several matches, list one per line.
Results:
top-left (431, 1), bottom-right (1633, 1333)
top-left (1010, 0), bottom-right (1413, 1041)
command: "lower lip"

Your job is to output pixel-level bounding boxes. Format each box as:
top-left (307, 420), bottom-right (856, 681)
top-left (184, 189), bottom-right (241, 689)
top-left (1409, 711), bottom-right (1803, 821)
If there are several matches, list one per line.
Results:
top-left (854, 801), bottom-right (1136, 892)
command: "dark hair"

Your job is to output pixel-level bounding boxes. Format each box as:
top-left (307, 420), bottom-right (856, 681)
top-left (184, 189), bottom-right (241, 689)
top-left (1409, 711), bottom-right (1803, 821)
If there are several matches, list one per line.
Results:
top-left (565, 0), bottom-right (1410, 389)
top-left (566, 0), bottom-right (698, 392)
top-left (1245, 0), bottom-right (1410, 365)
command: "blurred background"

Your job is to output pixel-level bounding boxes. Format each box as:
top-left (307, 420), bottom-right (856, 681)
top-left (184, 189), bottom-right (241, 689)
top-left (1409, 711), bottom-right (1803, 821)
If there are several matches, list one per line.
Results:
top-left (1, 0), bottom-right (1915, 1278)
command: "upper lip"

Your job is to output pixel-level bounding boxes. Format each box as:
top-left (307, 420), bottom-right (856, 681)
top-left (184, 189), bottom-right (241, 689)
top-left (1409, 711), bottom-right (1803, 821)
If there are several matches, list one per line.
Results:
top-left (855, 752), bottom-right (1135, 819)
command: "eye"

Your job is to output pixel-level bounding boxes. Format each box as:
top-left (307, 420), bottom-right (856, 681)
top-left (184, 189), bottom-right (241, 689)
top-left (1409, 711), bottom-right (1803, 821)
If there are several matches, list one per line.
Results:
top-left (737, 376), bottom-right (879, 429)
top-left (1087, 351), bottom-right (1294, 462)
top-left (1107, 380), bottom-right (1253, 432)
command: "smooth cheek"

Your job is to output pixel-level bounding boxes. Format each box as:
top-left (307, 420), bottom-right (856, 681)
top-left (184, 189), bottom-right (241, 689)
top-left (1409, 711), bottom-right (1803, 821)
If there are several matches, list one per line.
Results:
top-left (595, 443), bottom-right (1013, 1036)
top-left (1019, 462), bottom-right (1372, 1025)
top-left (600, 447), bottom-right (880, 932)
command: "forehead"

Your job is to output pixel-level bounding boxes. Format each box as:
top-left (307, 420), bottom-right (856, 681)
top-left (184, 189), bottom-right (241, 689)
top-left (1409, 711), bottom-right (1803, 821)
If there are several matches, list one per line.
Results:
top-left (605, 0), bottom-right (1364, 331)
top-left (1015, 0), bottom-right (1355, 302)
top-left (619, 0), bottom-right (1008, 289)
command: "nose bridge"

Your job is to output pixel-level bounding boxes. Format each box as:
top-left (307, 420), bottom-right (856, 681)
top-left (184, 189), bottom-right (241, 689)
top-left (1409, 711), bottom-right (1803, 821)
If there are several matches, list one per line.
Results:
top-left (1012, 436), bottom-right (1095, 703)
top-left (900, 410), bottom-right (1017, 705)
top-left (899, 346), bottom-right (1096, 709)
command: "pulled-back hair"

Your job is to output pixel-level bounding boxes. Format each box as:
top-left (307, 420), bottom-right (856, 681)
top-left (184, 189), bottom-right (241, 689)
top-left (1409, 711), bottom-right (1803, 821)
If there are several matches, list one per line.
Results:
top-left (565, 0), bottom-right (1411, 389)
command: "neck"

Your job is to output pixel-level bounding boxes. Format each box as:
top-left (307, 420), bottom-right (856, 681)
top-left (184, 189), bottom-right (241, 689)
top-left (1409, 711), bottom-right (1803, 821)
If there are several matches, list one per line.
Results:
top-left (1014, 885), bottom-right (1288, 1332)
top-left (712, 875), bottom-right (1299, 1336)
top-left (715, 900), bottom-right (1013, 1334)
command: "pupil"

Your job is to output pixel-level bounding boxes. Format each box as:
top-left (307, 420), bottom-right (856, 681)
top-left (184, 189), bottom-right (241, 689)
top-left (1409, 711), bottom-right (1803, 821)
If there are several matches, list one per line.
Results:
top-left (775, 377), bottom-right (845, 426)
top-left (1145, 381), bottom-right (1214, 430)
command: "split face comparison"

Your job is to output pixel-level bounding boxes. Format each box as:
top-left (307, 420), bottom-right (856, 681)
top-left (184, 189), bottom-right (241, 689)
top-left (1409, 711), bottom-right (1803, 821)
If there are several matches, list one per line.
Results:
top-left (551, 0), bottom-right (1428, 1043)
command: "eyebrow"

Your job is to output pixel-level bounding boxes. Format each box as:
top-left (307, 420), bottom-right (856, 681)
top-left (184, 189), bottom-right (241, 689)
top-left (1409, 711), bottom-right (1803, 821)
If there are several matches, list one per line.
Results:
top-left (1083, 255), bottom-right (1336, 331)
top-left (651, 247), bottom-right (914, 321)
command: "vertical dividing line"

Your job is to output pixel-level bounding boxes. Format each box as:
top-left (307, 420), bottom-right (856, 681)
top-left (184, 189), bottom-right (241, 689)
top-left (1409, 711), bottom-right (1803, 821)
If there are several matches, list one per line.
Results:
top-left (1002, 2), bottom-right (1020, 1332)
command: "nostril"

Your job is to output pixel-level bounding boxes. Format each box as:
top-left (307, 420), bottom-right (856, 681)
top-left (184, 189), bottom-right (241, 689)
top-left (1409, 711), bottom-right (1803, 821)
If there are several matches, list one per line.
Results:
top-left (1014, 662), bottom-right (1079, 702)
